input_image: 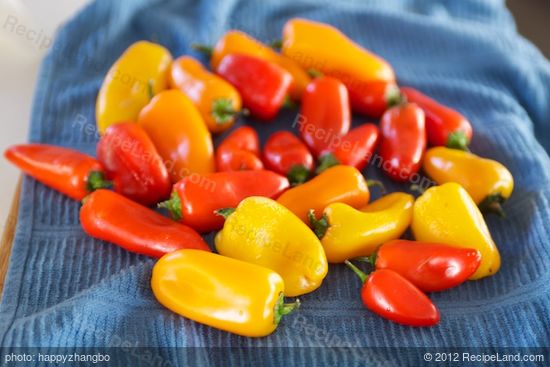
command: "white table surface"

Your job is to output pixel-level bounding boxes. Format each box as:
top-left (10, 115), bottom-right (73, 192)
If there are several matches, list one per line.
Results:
top-left (0, 0), bottom-right (89, 229)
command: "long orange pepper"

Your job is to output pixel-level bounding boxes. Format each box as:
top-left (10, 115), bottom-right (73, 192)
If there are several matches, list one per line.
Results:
top-left (169, 56), bottom-right (242, 133)
top-left (138, 90), bottom-right (215, 182)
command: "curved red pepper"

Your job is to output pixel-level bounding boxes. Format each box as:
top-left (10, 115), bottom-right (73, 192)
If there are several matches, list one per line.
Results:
top-left (4, 144), bottom-right (110, 200)
top-left (379, 103), bottom-right (426, 182)
top-left (216, 54), bottom-right (292, 120)
top-left (371, 240), bottom-right (482, 292)
top-left (97, 123), bottom-right (172, 206)
top-left (159, 170), bottom-right (289, 233)
top-left (348, 81), bottom-right (401, 118)
top-left (346, 261), bottom-right (440, 327)
top-left (298, 76), bottom-right (351, 157)
top-left (80, 190), bottom-right (210, 258)
top-left (317, 123), bottom-right (380, 173)
top-left (262, 131), bottom-right (313, 185)
top-left (215, 126), bottom-right (263, 171)
top-left (401, 87), bottom-right (472, 150)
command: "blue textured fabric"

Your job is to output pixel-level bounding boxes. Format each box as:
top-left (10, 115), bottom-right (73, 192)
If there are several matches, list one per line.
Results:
top-left (1, 0), bottom-right (550, 365)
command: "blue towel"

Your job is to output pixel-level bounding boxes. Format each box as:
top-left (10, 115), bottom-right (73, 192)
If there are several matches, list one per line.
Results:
top-left (1, 0), bottom-right (550, 365)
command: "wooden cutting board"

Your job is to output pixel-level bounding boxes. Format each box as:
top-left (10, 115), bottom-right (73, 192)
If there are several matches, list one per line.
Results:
top-left (0, 177), bottom-right (21, 296)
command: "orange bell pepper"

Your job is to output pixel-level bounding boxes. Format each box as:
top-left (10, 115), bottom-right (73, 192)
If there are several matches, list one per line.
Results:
top-left (138, 90), bottom-right (215, 182)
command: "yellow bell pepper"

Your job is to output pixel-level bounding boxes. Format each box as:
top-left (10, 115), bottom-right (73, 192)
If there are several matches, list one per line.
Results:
top-left (151, 249), bottom-right (299, 337)
top-left (215, 196), bottom-right (328, 297)
top-left (309, 193), bottom-right (414, 263)
top-left (282, 18), bottom-right (394, 85)
top-left (411, 182), bottom-right (500, 280)
top-left (423, 147), bottom-right (514, 215)
top-left (96, 41), bottom-right (172, 134)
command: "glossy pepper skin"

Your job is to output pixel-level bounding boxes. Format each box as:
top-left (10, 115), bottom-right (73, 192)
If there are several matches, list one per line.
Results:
top-left (401, 87), bottom-right (473, 150)
top-left (138, 90), bottom-right (215, 182)
top-left (216, 126), bottom-right (263, 171)
top-left (345, 262), bottom-right (440, 327)
top-left (423, 147), bottom-right (514, 215)
top-left (298, 77), bottom-right (351, 157)
top-left (4, 144), bottom-right (110, 200)
top-left (348, 81), bottom-right (401, 118)
top-left (96, 123), bottom-right (171, 206)
top-left (372, 240), bottom-right (482, 292)
top-left (80, 190), bottom-right (210, 258)
top-left (282, 19), bottom-right (395, 93)
top-left (412, 183), bottom-right (500, 280)
top-left (262, 131), bottom-right (314, 185)
top-left (277, 165), bottom-right (370, 223)
top-left (317, 124), bottom-right (379, 173)
top-left (159, 170), bottom-right (289, 233)
top-left (310, 193), bottom-right (413, 263)
top-left (152, 249), bottom-right (299, 337)
top-left (215, 197), bottom-right (328, 297)
top-left (379, 103), bottom-right (426, 182)
top-left (96, 41), bottom-right (172, 134)
top-left (206, 30), bottom-right (311, 100)
top-left (216, 54), bottom-right (292, 120)
top-left (170, 56), bottom-right (242, 133)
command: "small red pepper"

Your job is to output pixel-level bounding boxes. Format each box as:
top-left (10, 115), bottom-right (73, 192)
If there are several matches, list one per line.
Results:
top-left (215, 126), bottom-right (263, 171)
top-left (345, 261), bottom-right (440, 327)
top-left (80, 189), bottom-right (210, 258)
top-left (379, 103), bottom-right (426, 182)
top-left (159, 170), bottom-right (289, 233)
top-left (365, 240), bottom-right (481, 292)
top-left (4, 144), bottom-right (110, 200)
top-left (316, 123), bottom-right (380, 173)
top-left (262, 131), bottom-right (313, 185)
top-left (401, 87), bottom-right (473, 150)
top-left (297, 76), bottom-right (351, 157)
top-left (216, 54), bottom-right (293, 120)
top-left (96, 123), bottom-right (172, 206)
top-left (348, 81), bottom-right (401, 118)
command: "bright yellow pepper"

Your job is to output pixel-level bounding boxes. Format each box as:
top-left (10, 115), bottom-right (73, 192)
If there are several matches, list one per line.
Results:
top-left (205, 30), bottom-right (311, 100)
top-left (215, 196), bottom-right (328, 297)
top-left (423, 147), bottom-right (514, 215)
top-left (309, 193), bottom-right (414, 263)
top-left (96, 41), bottom-right (172, 134)
top-left (151, 249), bottom-right (299, 337)
top-left (281, 18), bottom-right (395, 86)
top-left (411, 182), bottom-right (500, 280)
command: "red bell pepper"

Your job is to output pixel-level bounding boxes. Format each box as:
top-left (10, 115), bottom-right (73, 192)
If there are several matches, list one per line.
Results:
top-left (345, 261), bottom-right (440, 327)
top-left (4, 144), bottom-right (110, 200)
top-left (159, 170), bottom-right (289, 233)
top-left (80, 189), bottom-right (210, 258)
top-left (316, 123), bottom-right (380, 173)
top-left (215, 126), bottom-right (263, 171)
top-left (216, 54), bottom-right (292, 120)
top-left (379, 103), bottom-right (426, 182)
top-left (297, 76), bottom-right (351, 157)
top-left (348, 81), bottom-right (401, 118)
top-left (96, 123), bottom-right (172, 206)
top-left (366, 240), bottom-right (481, 292)
top-left (262, 131), bottom-right (313, 185)
top-left (401, 87), bottom-right (472, 150)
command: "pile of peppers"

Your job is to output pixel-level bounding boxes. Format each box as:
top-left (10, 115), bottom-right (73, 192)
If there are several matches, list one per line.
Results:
top-left (4, 18), bottom-right (515, 336)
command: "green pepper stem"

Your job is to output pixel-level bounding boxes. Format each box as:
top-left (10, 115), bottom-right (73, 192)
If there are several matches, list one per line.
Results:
top-left (86, 171), bottom-right (112, 193)
top-left (214, 207), bottom-right (235, 219)
top-left (147, 79), bottom-right (155, 100)
top-left (446, 131), bottom-right (471, 151)
top-left (307, 69), bottom-right (324, 78)
top-left (282, 95), bottom-right (297, 109)
top-left (158, 191), bottom-right (183, 220)
top-left (344, 260), bottom-right (368, 284)
top-left (366, 179), bottom-right (386, 194)
top-left (315, 153), bottom-right (340, 175)
top-left (287, 164), bottom-right (310, 186)
top-left (354, 252), bottom-right (377, 267)
top-left (191, 43), bottom-right (213, 57)
top-left (274, 293), bottom-right (300, 325)
top-left (478, 194), bottom-right (506, 217)
top-left (409, 184), bottom-right (427, 195)
top-left (212, 98), bottom-right (239, 125)
top-left (269, 39), bottom-right (283, 50)
top-left (386, 89), bottom-right (407, 108)
top-left (307, 209), bottom-right (329, 239)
